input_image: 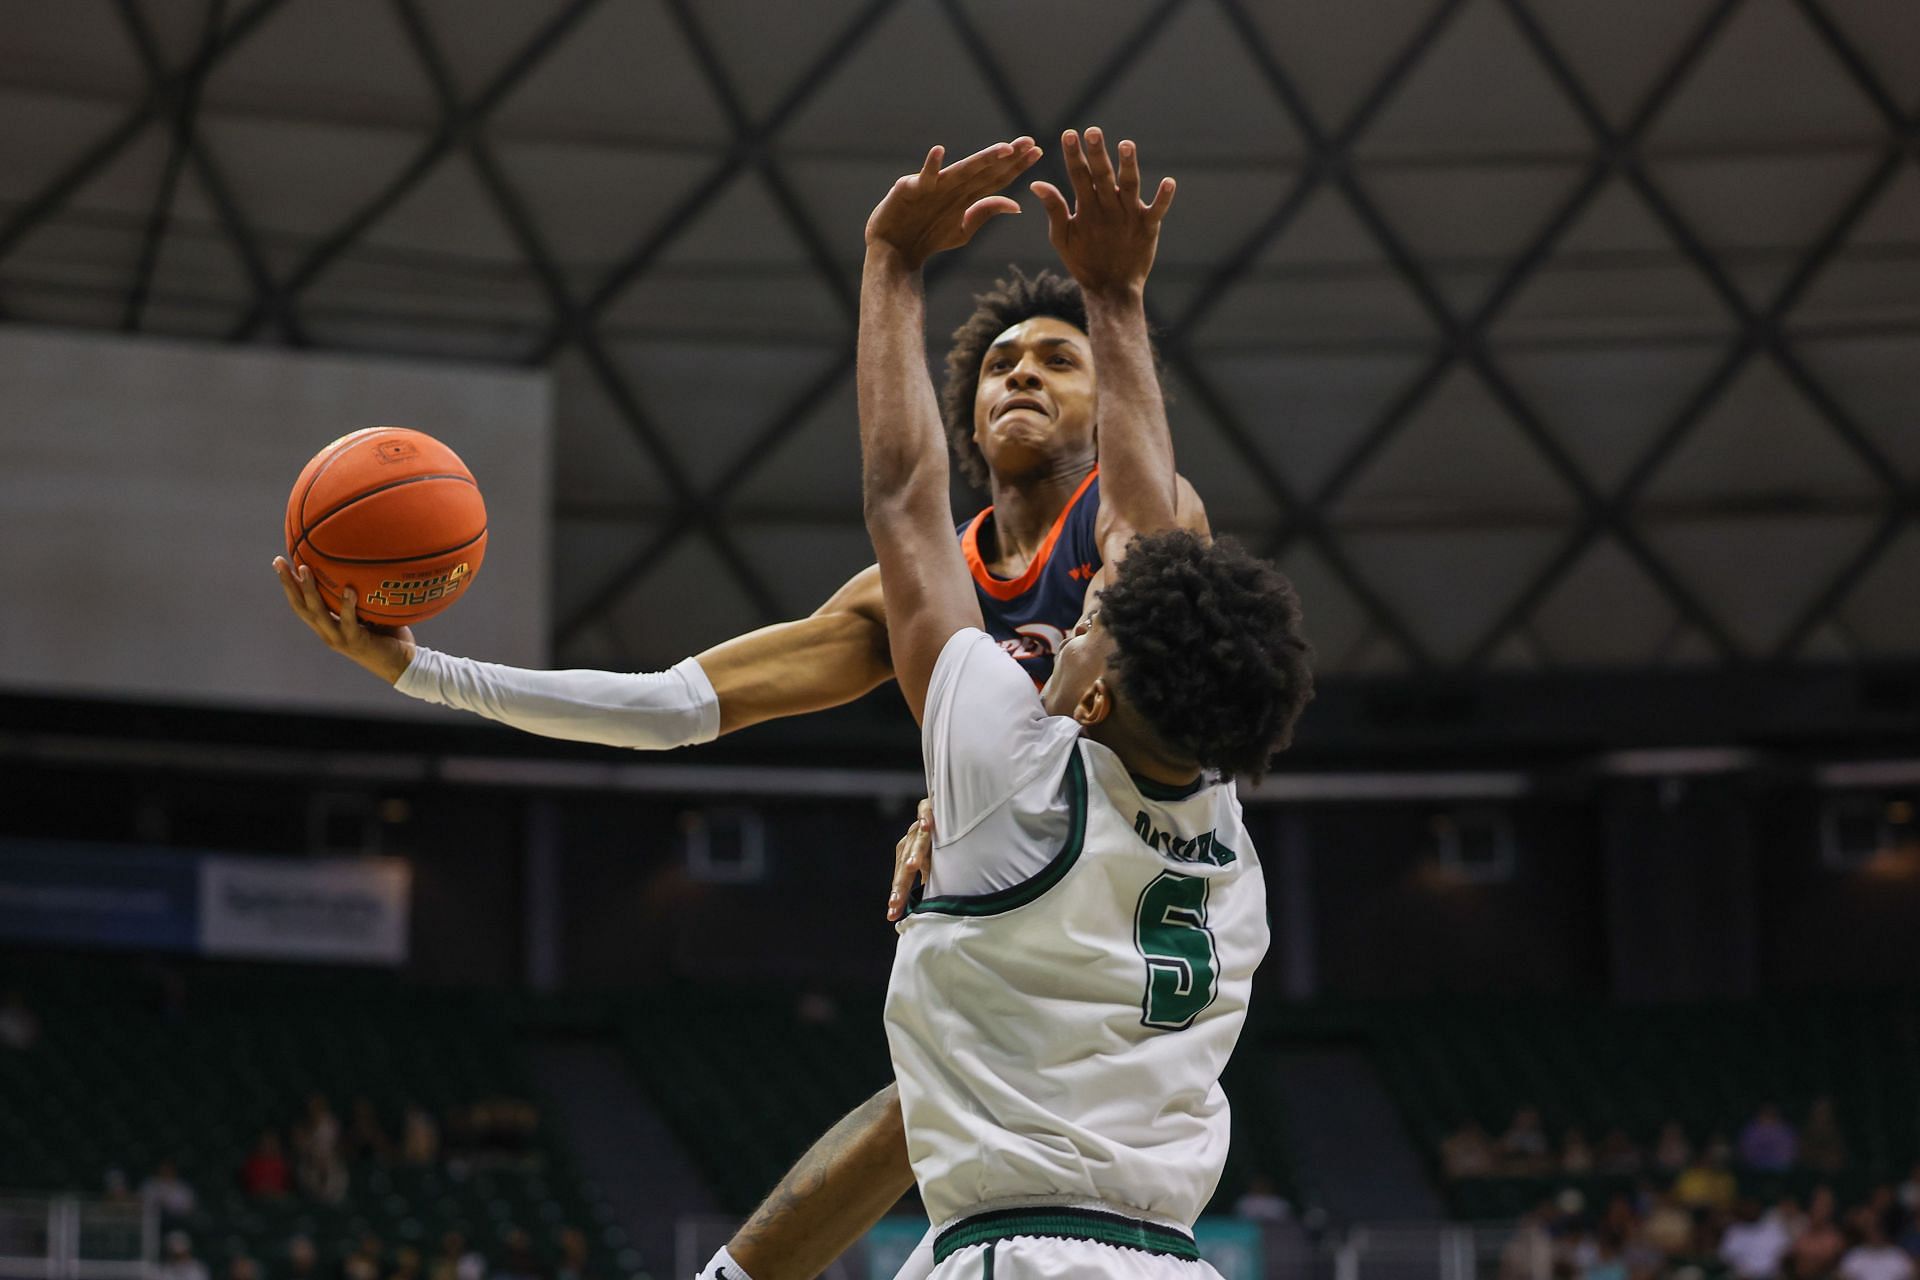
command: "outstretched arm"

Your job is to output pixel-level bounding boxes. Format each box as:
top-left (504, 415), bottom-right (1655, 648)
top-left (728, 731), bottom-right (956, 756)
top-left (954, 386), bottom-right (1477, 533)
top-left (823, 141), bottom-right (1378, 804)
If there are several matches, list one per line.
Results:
top-left (859, 138), bottom-right (1040, 722)
top-left (1032, 128), bottom-right (1181, 546)
top-left (698, 1083), bottom-right (915, 1280)
top-left (273, 556), bottom-right (892, 747)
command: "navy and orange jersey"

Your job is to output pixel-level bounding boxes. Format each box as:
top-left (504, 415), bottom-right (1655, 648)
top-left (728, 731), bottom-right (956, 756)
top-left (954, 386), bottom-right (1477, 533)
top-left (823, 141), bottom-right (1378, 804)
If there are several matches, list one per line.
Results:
top-left (956, 468), bottom-right (1104, 688)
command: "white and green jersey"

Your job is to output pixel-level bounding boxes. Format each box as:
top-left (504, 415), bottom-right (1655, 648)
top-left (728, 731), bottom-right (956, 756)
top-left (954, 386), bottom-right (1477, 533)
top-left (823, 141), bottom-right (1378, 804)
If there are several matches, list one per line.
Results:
top-left (885, 628), bottom-right (1269, 1237)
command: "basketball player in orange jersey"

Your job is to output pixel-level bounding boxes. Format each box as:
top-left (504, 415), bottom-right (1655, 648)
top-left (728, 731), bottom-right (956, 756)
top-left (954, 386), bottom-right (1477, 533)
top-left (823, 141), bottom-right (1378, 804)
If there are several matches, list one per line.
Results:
top-left (274, 134), bottom-right (1205, 768)
top-left (277, 129), bottom-right (1204, 1280)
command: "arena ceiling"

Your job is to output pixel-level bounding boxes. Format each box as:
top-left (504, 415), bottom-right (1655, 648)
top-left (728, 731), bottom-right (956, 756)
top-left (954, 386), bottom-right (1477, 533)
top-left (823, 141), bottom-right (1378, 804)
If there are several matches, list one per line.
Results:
top-left (2, 0), bottom-right (1917, 681)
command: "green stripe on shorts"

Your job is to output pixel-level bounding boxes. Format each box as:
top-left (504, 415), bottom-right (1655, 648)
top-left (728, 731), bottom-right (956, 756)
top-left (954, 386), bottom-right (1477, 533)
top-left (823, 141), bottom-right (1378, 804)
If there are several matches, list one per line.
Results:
top-left (933, 1207), bottom-right (1200, 1263)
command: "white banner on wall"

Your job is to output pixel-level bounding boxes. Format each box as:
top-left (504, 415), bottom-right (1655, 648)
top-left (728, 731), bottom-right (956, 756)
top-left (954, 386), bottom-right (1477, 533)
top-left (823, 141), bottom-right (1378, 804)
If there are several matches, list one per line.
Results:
top-left (0, 326), bottom-right (552, 718)
top-left (198, 855), bottom-right (411, 964)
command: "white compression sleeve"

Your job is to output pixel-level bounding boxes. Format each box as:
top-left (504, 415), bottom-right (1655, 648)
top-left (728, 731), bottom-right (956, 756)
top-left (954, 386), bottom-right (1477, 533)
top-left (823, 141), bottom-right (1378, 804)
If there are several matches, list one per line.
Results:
top-left (394, 647), bottom-right (720, 750)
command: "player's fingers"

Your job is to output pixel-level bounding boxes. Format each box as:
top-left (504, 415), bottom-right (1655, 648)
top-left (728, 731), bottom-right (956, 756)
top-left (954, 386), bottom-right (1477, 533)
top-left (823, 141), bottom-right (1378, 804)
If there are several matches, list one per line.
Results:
top-left (887, 835), bottom-right (916, 921)
top-left (916, 797), bottom-right (935, 833)
top-left (960, 196), bottom-right (1020, 237)
top-left (918, 145), bottom-right (944, 181)
top-left (336, 588), bottom-right (363, 646)
top-left (939, 138), bottom-right (1018, 185)
top-left (1060, 130), bottom-right (1094, 209)
top-left (293, 562), bottom-right (328, 617)
top-left (889, 830), bottom-right (932, 921)
top-left (273, 558), bottom-right (306, 610)
top-left (1146, 175), bottom-right (1177, 221)
top-left (1030, 181), bottom-right (1072, 249)
top-left (1083, 126), bottom-right (1118, 198)
top-left (1117, 139), bottom-right (1142, 203)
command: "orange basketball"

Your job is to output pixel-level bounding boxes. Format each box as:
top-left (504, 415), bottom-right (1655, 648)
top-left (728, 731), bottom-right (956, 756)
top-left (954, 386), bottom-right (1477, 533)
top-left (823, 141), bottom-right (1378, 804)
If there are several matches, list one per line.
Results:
top-left (284, 427), bottom-right (487, 626)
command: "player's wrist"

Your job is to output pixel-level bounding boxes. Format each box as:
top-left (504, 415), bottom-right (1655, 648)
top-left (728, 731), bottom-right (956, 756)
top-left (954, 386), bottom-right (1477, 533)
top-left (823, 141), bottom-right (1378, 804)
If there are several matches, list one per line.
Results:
top-left (1079, 279), bottom-right (1146, 310)
top-left (693, 1245), bottom-right (756, 1280)
top-left (863, 240), bottom-right (923, 276)
top-left (381, 639), bottom-right (417, 685)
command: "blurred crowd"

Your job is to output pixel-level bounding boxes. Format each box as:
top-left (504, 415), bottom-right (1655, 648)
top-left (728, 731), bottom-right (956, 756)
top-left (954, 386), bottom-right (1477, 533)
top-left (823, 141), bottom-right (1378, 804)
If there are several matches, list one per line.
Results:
top-left (90, 1091), bottom-right (574, 1280)
top-left (1497, 1182), bottom-right (1920, 1280)
top-left (1443, 1102), bottom-right (1852, 1183)
top-left (1445, 1103), bottom-right (1920, 1280)
top-left (153, 1226), bottom-right (595, 1280)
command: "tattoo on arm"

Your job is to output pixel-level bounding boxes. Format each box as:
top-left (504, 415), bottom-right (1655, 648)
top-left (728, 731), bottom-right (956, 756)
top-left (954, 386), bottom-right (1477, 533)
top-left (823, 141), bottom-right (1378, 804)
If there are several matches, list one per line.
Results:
top-left (729, 1083), bottom-right (913, 1280)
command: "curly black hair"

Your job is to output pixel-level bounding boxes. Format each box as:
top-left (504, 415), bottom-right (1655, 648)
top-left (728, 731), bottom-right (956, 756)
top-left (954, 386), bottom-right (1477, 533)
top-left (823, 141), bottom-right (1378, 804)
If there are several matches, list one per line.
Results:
top-left (1099, 530), bottom-right (1315, 782)
top-left (939, 267), bottom-right (1089, 489)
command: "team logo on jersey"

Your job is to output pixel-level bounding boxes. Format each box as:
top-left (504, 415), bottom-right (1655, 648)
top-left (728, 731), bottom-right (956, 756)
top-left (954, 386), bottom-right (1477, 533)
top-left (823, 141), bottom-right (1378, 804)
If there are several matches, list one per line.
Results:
top-left (998, 621), bottom-right (1067, 663)
top-left (1134, 812), bottom-right (1237, 866)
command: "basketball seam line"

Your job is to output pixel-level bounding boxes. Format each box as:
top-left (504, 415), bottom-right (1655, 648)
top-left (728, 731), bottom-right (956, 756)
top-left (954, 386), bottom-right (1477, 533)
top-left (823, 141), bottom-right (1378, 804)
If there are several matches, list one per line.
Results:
top-left (303, 527), bottom-right (488, 566)
top-left (299, 471), bottom-right (477, 540)
top-left (294, 427), bottom-right (405, 536)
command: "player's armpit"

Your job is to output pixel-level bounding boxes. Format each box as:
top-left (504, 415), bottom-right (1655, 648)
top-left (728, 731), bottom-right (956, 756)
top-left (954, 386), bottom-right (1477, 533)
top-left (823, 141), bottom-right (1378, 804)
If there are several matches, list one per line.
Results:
top-left (697, 565), bottom-right (894, 736)
top-left (725, 1082), bottom-right (914, 1280)
top-left (1093, 472), bottom-right (1211, 578)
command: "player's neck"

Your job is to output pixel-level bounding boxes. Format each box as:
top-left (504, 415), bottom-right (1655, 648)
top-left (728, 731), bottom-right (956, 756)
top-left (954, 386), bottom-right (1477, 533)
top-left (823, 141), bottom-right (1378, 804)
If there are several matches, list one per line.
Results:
top-left (1083, 708), bottom-right (1202, 790)
top-left (984, 456), bottom-right (1095, 566)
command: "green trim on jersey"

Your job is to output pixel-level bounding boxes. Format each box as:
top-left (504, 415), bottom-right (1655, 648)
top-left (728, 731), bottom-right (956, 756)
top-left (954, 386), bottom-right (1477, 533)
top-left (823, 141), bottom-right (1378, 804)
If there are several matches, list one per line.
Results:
top-left (1131, 771), bottom-right (1208, 802)
top-left (911, 750), bottom-right (1088, 917)
top-left (932, 1206), bottom-right (1200, 1263)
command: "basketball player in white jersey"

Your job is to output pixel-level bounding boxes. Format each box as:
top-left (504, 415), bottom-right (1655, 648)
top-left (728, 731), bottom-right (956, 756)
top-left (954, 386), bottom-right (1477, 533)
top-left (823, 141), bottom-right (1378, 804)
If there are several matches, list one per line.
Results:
top-left (828, 134), bottom-right (1307, 1278)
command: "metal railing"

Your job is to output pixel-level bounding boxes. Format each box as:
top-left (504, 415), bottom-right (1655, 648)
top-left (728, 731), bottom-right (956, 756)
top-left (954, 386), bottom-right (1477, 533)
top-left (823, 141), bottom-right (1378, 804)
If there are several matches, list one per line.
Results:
top-left (0, 1197), bottom-right (154, 1280)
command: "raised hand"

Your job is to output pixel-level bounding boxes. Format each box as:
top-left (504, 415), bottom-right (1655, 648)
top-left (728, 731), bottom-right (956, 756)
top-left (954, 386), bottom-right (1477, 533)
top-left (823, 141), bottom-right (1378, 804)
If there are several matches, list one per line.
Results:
top-left (1030, 127), bottom-right (1177, 298)
top-left (272, 555), bottom-right (415, 685)
top-left (865, 137), bottom-right (1043, 271)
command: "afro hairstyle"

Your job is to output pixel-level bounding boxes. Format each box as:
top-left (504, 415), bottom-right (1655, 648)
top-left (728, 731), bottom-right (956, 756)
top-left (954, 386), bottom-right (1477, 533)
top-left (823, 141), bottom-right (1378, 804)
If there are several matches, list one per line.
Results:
top-left (1098, 529), bottom-right (1315, 782)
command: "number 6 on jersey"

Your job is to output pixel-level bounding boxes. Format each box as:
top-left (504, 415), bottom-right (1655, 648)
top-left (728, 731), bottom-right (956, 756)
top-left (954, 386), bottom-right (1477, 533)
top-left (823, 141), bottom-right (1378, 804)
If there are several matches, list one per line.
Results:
top-left (1134, 871), bottom-right (1220, 1030)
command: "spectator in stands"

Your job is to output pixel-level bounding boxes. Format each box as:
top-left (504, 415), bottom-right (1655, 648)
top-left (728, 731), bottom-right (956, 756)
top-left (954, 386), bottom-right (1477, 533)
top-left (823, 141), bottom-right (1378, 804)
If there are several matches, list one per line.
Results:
top-left (1643, 1190), bottom-right (1695, 1261)
top-left (142, 1160), bottom-right (197, 1218)
top-left (228, 1258), bottom-right (260, 1280)
top-left (1562, 1128), bottom-right (1596, 1176)
top-left (341, 1234), bottom-right (383, 1280)
top-left (1234, 1174), bottom-right (1292, 1221)
top-left (1722, 1198), bottom-right (1793, 1280)
top-left (1791, 1188), bottom-right (1849, 1280)
top-left (295, 1097), bottom-right (348, 1204)
top-left (1841, 1213), bottom-right (1916, 1280)
top-left (400, 1104), bottom-right (439, 1166)
top-left (1498, 1203), bottom-right (1555, 1280)
top-left (1740, 1103), bottom-right (1801, 1173)
top-left (103, 1168), bottom-right (137, 1205)
top-left (158, 1233), bottom-right (209, 1280)
top-left (428, 1233), bottom-right (483, 1280)
top-left (1597, 1128), bottom-right (1643, 1176)
top-left (1675, 1146), bottom-right (1738, 1214)
top-left (1655, 1121), bottom-right (1694, 1174)
top-left (1501, 1106), bottom-right (1552, 1176)
top-left (346, 1098), bottom-right (394, 1165)
top-left (0, 990), bottom-right (38, 1050)
top-left (1441, 1120), bottom-right (1497, 1179)
top-left (554, 1230), bottom-right (590, 1280)
top-left (241, 1132), bottom-right (290, 1199)
top-left (295, 1095), bottom-right (341, 1164)
top-left (494, 1231), bottom-right (544, 1280)
top-left (1586, 1230), bottom-right (1630, 1280)
top-left (1803, 1098), bottom-right (1849, 1175)
top-left (389, 1246), bottom-right (424, 1280)
top-left (1894, 1208), bottom-right (1920, 1262)
top-left (287, 1236), bottom-right (321, 1280)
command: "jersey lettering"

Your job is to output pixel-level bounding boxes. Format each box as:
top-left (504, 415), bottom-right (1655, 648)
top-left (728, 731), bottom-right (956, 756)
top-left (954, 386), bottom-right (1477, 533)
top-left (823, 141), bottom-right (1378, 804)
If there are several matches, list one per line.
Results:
top-left (1133, 812), bottom-right (1237, 867)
